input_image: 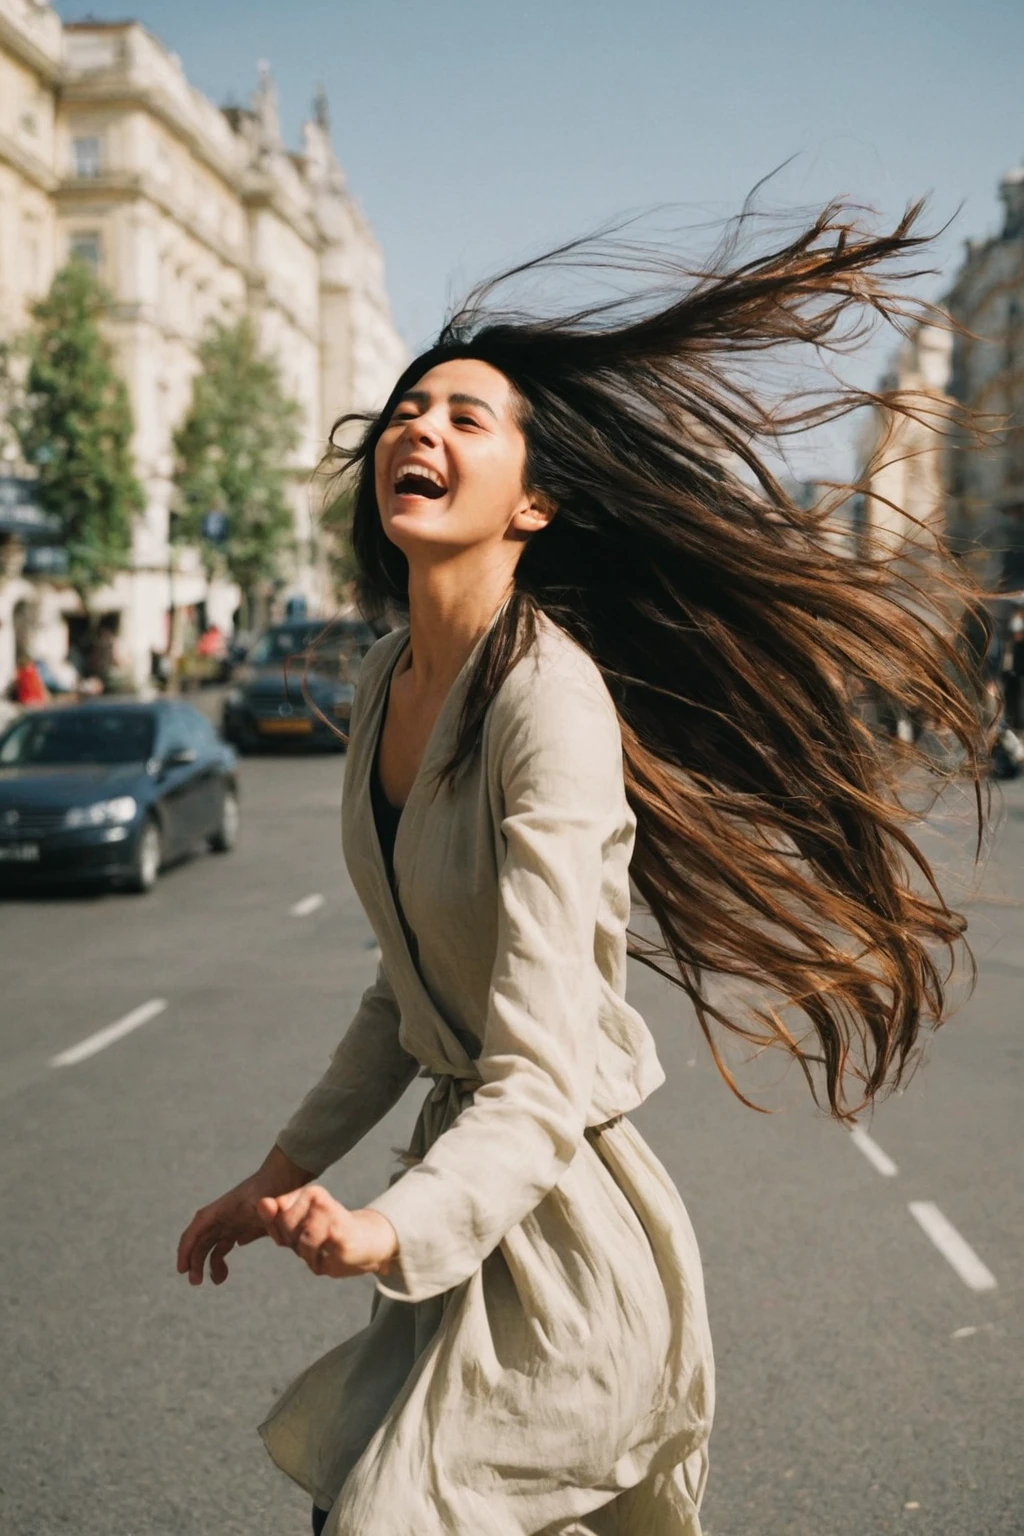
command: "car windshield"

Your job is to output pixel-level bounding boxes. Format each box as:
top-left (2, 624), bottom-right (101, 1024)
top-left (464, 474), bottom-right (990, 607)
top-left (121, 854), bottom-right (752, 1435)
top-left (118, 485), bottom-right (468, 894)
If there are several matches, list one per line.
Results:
top-left (248, 622), bottom-right (372, 677)
top-left (0, 710), bottom-right (155, 767)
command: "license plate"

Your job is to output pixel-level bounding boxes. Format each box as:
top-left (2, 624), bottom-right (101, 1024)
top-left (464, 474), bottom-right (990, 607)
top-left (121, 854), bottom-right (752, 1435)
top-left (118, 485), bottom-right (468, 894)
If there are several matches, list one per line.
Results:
top-left (258, 717), bottom-right (313, 735)
top-left (0, 843), bottom-right (40, 863)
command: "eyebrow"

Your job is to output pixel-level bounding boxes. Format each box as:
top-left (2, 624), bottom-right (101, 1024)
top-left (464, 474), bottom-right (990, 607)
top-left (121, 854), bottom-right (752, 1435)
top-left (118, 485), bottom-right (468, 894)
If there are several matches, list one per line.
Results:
top-left (396, 389), bottom-right (499, 421)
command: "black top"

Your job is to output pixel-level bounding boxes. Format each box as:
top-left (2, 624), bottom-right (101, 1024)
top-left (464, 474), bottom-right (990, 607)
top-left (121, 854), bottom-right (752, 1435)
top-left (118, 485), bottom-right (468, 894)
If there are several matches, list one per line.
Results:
top-left (370, 745), bottom-right (403, 886)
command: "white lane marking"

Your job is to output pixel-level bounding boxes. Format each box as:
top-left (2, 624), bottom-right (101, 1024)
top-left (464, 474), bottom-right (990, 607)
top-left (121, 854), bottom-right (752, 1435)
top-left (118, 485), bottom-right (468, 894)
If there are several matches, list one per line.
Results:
top-left (908, 1202), bottom-right (997, 1293)
top-left (50, 999), bottom-right (168, 1068)
top-left (849, 1126), bottom-right (898, 1177)
top-left (290, 893), bottom-right (325, 918)
top-left (951, 1322), bottom-right (996, 1339)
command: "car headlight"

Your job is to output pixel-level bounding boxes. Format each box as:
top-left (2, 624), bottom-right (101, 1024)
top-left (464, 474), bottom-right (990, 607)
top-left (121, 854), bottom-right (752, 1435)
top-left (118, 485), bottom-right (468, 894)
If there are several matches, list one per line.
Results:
top-left (226, 686), bottom-right (245, 707)
top-left (64, 795), bottom-right (138, 829)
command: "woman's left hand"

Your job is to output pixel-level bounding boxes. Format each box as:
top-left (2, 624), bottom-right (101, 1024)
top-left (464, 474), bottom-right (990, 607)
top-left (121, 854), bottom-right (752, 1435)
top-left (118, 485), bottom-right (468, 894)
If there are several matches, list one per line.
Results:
top-left (257, 1186), bottom-right (399, 1279)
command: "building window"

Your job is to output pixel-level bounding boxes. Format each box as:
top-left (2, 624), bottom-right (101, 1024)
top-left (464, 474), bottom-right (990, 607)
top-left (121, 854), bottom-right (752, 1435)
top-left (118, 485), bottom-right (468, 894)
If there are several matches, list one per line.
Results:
top-left (72, 136), bottom-right (103, 178)
top-left (69, 232), bottom-right (102, 274)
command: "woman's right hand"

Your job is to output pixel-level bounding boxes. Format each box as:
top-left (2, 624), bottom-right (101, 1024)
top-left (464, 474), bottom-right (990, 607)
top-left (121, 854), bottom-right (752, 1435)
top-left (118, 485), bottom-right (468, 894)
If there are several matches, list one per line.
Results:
top-left (176, 1146), bottom-right (314, 1287)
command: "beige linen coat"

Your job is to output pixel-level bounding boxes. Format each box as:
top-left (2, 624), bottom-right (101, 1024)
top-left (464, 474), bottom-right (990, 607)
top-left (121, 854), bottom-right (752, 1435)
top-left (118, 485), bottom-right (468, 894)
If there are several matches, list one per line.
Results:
top-left (260, 612), bottom-right (714, 1536)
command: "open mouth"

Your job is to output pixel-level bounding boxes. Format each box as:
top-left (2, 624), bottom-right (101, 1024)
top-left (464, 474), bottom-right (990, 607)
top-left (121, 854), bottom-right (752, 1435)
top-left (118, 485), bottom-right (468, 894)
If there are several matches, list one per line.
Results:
top-left (393, 468), bottom-right (447, 500)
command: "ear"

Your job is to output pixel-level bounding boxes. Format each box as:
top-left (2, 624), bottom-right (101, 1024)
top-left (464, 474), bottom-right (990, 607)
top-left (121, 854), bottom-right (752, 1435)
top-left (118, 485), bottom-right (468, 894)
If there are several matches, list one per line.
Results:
top-left (510, 491), bottom-right (557, 536)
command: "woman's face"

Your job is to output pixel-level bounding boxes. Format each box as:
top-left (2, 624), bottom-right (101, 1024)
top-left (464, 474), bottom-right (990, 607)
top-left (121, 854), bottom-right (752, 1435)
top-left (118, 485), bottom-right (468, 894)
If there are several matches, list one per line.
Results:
top-left (373, 358), bottom-right (551, 562)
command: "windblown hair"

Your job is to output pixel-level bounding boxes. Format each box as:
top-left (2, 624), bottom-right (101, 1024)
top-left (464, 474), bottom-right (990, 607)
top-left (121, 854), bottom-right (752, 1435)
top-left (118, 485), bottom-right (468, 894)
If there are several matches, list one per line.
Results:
top-left (323, 199), bottom-right (988, 1120)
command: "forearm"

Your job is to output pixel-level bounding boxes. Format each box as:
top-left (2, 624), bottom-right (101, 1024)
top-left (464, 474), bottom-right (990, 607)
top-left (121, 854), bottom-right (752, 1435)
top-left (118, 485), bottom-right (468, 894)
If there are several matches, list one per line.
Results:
top-left (259, 1142), bottom-right (317, 1193)
top-left (276, 963), bottom-right (417, 1175)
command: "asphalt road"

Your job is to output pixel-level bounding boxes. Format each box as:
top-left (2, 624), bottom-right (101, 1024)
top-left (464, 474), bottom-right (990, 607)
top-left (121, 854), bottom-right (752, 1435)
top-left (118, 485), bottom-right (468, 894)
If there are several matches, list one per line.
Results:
top-left (1, 746), bottom-right (1021, 1536)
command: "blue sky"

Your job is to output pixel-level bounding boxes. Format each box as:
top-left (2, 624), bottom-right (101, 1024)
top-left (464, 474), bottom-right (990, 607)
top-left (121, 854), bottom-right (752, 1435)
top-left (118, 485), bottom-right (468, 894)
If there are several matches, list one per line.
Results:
top-left (55, 0), bottom-right (1024, 471)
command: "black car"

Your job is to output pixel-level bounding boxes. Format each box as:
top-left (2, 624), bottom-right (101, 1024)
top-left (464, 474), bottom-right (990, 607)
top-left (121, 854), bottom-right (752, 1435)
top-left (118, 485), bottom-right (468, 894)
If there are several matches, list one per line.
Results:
top-left (0, 700), bottom-right (240, 894)
top-left (222, 618), bottom-right (373, 752)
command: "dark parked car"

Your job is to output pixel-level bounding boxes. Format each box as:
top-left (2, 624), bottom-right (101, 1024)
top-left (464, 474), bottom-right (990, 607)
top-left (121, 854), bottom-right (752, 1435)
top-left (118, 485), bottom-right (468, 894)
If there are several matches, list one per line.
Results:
top-left (0, 700), bottom-right (239, 894)
top-left (222, 618), bottom-right (373, 753)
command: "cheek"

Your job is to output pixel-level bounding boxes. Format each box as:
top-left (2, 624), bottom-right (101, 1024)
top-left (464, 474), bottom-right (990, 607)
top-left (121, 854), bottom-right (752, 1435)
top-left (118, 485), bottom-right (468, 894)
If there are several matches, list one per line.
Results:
top-left (455, 442), bottom-right (525, 520)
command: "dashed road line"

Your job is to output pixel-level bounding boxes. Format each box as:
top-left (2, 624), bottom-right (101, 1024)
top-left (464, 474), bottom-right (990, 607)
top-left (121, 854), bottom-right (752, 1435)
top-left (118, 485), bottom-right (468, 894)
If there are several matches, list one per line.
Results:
top-left (290, 893), bottom-right (325, 918)
top-left (908, 1201), bottom-right (997, 1293)
top-left (849, 1126), bottom-right (899, 1177)
top-left (50, 999), bottom-right (168, 1068)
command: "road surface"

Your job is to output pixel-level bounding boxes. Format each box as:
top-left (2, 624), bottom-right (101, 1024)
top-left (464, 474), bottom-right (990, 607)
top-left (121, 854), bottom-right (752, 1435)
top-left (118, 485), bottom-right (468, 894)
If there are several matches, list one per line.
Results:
top-left (1, 751), bottom-right (1021, 1535)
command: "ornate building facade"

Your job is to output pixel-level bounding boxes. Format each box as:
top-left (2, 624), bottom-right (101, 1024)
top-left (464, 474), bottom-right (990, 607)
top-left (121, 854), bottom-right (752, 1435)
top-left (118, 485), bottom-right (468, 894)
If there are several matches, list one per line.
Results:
top-left (944, 166), bottom-right (1024, 592)
top-left (858, 320), bottom-right (954, 565)
top-left (859, 160), bottom-right (1024, 604)
top-left (0, 0), bottom-right (405, 689)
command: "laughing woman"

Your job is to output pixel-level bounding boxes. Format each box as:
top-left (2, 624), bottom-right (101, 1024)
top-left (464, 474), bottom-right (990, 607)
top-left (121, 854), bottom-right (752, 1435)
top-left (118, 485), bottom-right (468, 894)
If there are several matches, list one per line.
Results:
top-left (177, 204), bottom-right (985, 1536)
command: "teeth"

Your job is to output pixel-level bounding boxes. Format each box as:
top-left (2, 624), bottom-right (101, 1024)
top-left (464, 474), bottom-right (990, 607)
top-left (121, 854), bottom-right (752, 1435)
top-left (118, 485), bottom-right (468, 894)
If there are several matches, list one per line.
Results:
top-left (395, 463), bottom-right (446, 491)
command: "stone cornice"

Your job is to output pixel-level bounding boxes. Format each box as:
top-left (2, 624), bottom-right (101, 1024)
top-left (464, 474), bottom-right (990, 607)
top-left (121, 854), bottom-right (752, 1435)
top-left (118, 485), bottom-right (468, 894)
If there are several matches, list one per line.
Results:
top-left (61, 81), bottom-right (322, 251)
top-left (55, 175), bottom-right (321, 346)
top-left (54, 169), bottom-right (248, 274)
top-left (60, 77), bottom-right (241, 196)
top-left (237, 168), bottom-right (320, 248)
top-left (0, 10), bottom-right (62, 84)
top-left (0, 125), bottom-right (58, 192)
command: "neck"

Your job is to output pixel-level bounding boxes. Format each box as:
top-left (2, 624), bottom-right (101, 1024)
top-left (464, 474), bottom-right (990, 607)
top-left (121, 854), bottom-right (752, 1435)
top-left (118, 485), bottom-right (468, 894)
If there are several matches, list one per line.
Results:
top-left (404, 548), bottom-right (515, 693)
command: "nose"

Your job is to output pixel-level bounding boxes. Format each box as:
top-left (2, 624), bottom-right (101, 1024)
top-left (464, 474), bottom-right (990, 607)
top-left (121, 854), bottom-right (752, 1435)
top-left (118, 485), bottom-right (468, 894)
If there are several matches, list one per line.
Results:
top-left (398, 408), bottom-right (443, 448)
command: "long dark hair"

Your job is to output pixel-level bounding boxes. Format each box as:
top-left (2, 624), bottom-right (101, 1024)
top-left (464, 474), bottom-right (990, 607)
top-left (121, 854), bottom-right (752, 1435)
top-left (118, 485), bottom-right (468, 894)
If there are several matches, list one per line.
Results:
top-left (323, 199), bottom-right (988, 1120)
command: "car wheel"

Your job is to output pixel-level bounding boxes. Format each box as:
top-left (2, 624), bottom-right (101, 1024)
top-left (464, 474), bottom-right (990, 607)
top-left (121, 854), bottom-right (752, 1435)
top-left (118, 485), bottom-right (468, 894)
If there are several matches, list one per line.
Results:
top-left (128, 817), bottom-right (162, 894)
top-left (209, 787), bottom-right (240, 853)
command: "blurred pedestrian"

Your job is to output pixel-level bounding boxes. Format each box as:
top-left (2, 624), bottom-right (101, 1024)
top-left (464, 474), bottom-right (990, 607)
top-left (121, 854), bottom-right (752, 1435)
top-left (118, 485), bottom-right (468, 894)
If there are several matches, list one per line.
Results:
top-left (196, 622), bottom-right (226, 660)
top-left (178, 202), bottom-right (988, 1536)
top-left (14, 653), bottom-right (49, 708)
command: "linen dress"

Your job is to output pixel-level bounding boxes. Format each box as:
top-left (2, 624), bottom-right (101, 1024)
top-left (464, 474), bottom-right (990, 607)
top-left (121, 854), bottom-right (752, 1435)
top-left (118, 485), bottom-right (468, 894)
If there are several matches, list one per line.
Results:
top-left (260, 611), bottom-right (714, 1536)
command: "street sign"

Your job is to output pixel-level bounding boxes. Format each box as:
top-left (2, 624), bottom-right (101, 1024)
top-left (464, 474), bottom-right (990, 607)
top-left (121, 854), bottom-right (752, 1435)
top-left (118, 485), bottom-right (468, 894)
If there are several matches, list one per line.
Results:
top-left (0, 474), bottom-right (61, 541)
top-left (23, 545), bottom-right (69, 575)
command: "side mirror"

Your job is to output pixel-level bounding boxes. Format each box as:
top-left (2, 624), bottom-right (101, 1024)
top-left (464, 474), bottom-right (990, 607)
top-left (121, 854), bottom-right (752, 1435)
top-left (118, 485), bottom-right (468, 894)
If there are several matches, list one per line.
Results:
top-left (164, 746), bottom-right (198, 769)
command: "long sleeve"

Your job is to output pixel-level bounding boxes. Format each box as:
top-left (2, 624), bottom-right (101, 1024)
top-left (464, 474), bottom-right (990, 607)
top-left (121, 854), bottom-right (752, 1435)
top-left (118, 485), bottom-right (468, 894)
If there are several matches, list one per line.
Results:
top-left (368, 657), bottom-right (625, 1301)
top-left (276, 961), bottom-right (419, 1176)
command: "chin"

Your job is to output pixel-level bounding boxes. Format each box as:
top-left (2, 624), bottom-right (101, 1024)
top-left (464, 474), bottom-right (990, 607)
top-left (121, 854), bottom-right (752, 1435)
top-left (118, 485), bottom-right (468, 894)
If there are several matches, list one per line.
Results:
top-left (383, 515), bottom-right (462, 556)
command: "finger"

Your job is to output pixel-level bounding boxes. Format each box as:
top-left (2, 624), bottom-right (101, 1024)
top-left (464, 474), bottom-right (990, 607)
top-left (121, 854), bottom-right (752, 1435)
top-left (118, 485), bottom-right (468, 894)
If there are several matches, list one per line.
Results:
top-left (274, 1188), bottom-right (306, 1213)
top-left (256, 1195), bottom-right (294, 1244)
top-left (256, 1195), bottom-right (280, 1227)
top-left (263, 1187), bottom-right (315, 1247)
top-left (256, 1188), bottom-right (304, 1225)
top-left (188, 1224), bottom-right (225, 1286)
top-left (177, 1211), bottom-right (212, 1274)
top-left (293, 1210), bottom-right (333, 1269)
top-left (209, 1237), bottom-right (235, 1286)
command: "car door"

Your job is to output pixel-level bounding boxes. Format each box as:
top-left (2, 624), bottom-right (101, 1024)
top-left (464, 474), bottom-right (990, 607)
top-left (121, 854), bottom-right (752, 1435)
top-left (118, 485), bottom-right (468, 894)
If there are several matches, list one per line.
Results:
top-left (154, 706), bottom-right (206, 852)
top-left (181, 708), bottom-right (225, 838)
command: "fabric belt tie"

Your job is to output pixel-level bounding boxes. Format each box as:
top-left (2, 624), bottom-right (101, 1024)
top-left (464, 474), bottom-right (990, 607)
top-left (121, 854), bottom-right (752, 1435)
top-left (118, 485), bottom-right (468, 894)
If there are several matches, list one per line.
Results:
top-left (394, 1066), bottom-right (622, 1169)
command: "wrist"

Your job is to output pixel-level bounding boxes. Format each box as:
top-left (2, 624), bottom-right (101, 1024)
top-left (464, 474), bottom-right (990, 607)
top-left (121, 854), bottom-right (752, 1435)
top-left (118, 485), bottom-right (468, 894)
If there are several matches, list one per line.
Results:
top-left (356, 1208), bottom-right (399, 1273)
top-left (258, 1144), bottom-right (316, 1195)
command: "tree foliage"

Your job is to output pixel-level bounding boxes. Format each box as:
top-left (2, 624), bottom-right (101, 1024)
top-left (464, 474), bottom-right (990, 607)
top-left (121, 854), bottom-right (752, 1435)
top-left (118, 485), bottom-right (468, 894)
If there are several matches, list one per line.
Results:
top-left (9, 259), bottom-right (142, 613)
top-left (172, 316), bottom-right (302, 611)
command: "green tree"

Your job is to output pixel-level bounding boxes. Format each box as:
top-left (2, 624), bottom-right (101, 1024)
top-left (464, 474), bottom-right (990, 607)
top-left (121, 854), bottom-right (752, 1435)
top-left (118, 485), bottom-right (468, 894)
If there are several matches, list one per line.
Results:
top-left (8, 259), bottom-right (142, 626)
top-left (172, 316), bottom-right (302, 625)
